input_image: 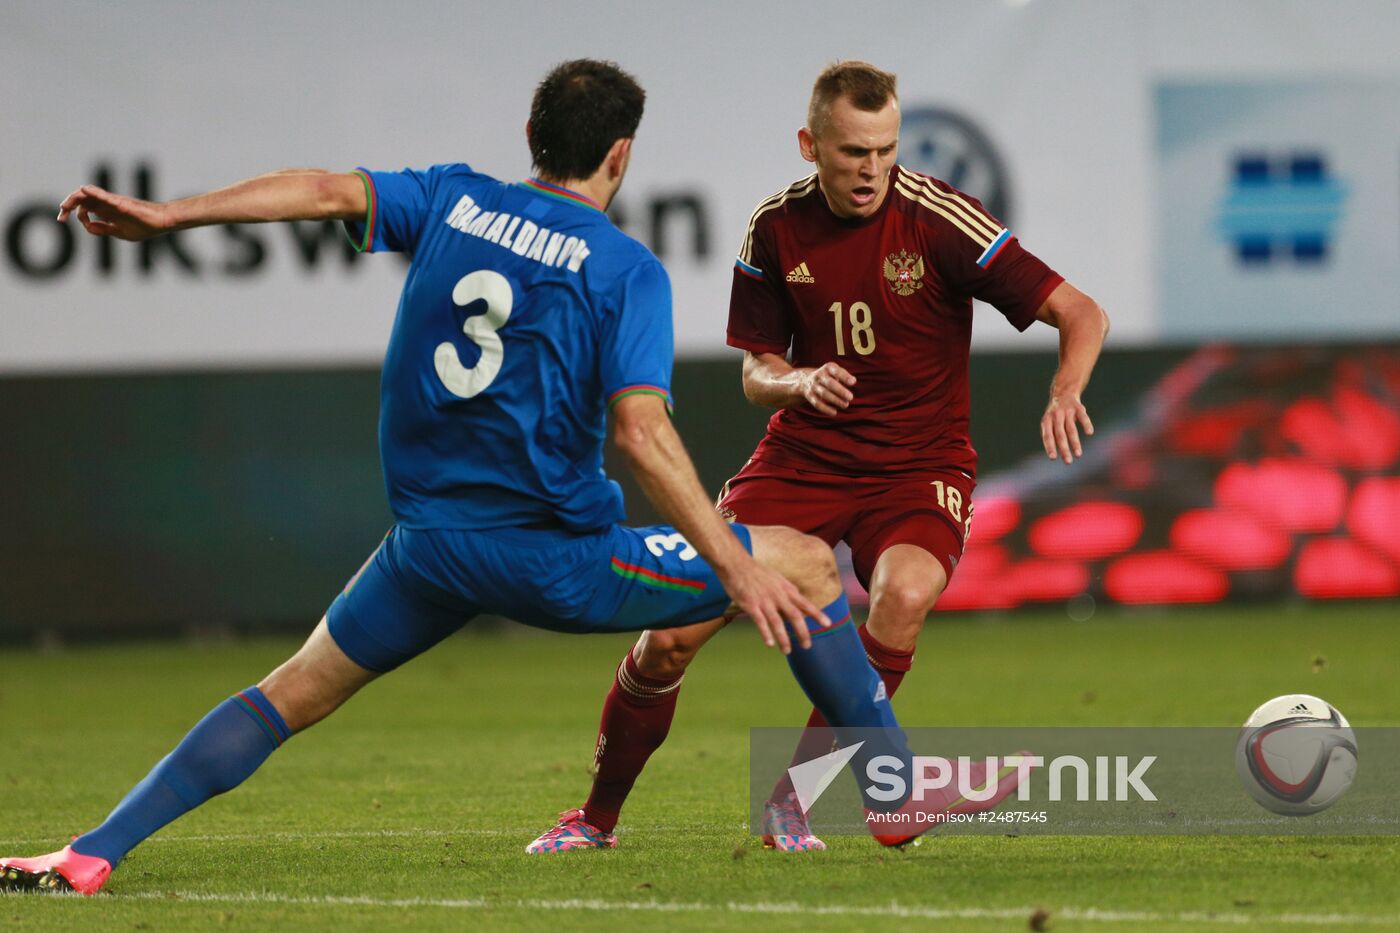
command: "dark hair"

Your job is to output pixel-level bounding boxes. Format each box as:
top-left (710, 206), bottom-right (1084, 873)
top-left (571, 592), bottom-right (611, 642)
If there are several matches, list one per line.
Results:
top-left (528, 59), bottom-right (646, 180)
top-left (808, 61), bottom-right (898, 137)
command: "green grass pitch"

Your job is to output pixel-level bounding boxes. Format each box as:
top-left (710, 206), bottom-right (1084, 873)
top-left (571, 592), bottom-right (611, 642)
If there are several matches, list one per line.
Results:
top-left (2, 603), bottom-right (1398, 931)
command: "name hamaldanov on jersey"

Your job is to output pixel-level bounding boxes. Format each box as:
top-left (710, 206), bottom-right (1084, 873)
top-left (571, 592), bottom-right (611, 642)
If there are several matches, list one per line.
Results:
top-left (444, 193), bottom-right (592, 272)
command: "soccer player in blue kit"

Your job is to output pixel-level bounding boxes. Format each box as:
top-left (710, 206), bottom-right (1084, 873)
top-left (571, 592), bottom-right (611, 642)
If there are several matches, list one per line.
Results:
top-left (1, 60), bottom-right (946, 896)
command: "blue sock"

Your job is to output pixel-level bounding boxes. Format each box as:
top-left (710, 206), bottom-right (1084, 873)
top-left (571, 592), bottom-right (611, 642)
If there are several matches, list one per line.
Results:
top-left (72, 686), bottom-right (292, 866)
top-left (784, 596), bottom-right (913, 808)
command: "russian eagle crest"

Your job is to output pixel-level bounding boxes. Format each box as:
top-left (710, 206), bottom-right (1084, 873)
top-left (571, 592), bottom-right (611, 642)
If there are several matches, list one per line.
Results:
top-left (883, 250), bottom-right (925, 296)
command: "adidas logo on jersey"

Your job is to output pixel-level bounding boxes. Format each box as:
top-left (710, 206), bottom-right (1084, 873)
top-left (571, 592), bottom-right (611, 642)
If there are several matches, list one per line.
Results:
top-left (785, 261), bottom-right (815, 284)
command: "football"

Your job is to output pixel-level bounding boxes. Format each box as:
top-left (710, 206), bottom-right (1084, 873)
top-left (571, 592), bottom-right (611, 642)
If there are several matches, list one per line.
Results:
top-left (1235, 694), bottom-right (1358, 816)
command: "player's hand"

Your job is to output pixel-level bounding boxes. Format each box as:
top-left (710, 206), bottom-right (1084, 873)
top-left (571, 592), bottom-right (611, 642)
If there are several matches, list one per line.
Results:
top-left (719, 558), bottom-right (829, 655)
top-left (57, 185), bottom-right (171, 241)
top-left (798, 362), bottom-right (856, 416)
top-left (1041, 393), bottom-right (1094, 464)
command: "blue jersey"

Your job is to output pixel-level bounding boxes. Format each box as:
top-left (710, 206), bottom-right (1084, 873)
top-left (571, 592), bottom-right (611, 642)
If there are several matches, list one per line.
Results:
top-left (346, 165), bottom-right (673, 533)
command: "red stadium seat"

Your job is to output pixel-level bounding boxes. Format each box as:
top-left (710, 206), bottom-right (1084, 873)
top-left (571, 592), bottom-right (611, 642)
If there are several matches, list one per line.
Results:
top-left (1104, 551), bottom-right (1230, 605)
top-left (1010, 559), bottom-right (1091, 603)
top-left (1168, 401), bottom-right (1276, 458)
top-left (1345, 477), bottom-right (1400, 564)
top-left (935, 542), bottom-right (1020, 611)
top-left (1028, 501), bottom-right (1144, 560)
top-left (1294, 538), bottom-right (1400, 599)
top-left (1168, 508), bottom-right (1292, 570)
top-left (970, 495), bottom-right (1020, 542)
top-left (1214, 458), bottom-right (1347, 533)
top-left (1279, 387), bottom-right (1400, 471)
top-left (953, 541), bottom-right (1011, 575)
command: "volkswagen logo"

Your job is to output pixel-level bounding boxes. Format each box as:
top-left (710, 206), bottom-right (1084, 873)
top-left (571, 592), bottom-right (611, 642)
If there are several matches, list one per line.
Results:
top-left (900, 106), bottom-right (1012, 223)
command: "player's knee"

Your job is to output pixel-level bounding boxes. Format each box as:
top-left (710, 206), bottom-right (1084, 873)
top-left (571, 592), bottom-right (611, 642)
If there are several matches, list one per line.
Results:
top-left (633, 631), bottom-right (700, 680)
top-left (751, 525), bottom-right (841, 604)
top-left (871, 576), bottom-right (942, 627)
top-left (787, 531), bottom-right (841, 604)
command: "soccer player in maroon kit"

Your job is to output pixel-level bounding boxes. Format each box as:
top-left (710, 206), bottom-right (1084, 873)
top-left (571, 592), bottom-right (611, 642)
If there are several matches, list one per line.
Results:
top-left (528, 61), bottom-right (1108, 854)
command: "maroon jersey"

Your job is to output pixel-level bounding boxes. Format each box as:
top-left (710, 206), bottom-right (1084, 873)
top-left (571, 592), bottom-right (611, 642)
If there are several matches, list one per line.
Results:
top-left (727, 164), bottom-right (1063, 479)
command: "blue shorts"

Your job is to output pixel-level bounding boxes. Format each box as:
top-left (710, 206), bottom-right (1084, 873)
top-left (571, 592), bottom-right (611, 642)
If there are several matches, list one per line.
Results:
top-left (325, 523), bottom-right (752, 672)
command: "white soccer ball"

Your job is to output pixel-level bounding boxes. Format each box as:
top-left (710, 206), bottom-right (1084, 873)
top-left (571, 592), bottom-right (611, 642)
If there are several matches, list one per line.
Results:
top-left (1235, 694), bottom-right (1357, 816)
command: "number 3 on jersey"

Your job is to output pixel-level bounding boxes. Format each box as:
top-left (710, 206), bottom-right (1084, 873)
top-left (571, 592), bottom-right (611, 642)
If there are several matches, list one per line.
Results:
top-left (436, 269), bottom-right (513, 399)
top-left (645, 532), bottom-right (698, 561)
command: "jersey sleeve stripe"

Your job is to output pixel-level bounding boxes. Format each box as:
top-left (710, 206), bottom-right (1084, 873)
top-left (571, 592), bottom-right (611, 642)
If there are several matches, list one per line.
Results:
top-left (734, 257), bottom-right (764, 280)
top-left (349, 169), bottom-right (376, 253)
top-left (898, 172), bottom-right (1002, 242)
top-left (975, 228), bottom-right (1013, 268)
top-left (738, 174), bottom-right (817, 265)
top-left (607, 385), bottom-right (674, 413)
top-left (894, 179), bottom-right (995, 248)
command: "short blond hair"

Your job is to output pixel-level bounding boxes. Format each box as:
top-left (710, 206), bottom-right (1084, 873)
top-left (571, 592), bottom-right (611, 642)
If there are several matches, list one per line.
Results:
top-left (807, 61), bottom-right (898, 137)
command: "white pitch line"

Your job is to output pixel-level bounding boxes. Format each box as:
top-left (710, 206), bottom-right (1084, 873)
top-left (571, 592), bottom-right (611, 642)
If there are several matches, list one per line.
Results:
top-left (105, 891), bottom-right (1400, 927)
top-left (0, 826), bottom-right (725, 847)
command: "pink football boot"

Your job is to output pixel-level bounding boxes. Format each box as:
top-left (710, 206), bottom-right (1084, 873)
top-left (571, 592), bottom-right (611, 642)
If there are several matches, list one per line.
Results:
top-left (760, 792), bottom-right (827, 852)
top-left (0, 845), bottom-right (112, 895)
top-left (525, 808), bottom-right (618, 853)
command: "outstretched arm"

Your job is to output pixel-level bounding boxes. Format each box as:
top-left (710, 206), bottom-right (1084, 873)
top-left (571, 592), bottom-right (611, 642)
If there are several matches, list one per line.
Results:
top-left (57, 170), bottom-right (367, 241)
top-left (609, 393), bottom-right (827, 653)
top-left (1034, 280), bottom-right (1110, 464)
top-left (740, 351), bottom-right (857, 417)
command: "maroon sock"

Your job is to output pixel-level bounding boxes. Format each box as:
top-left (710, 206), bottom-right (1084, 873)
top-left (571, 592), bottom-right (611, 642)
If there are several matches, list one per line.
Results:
top-left (581, 650), bottom-right (683, 832)
top-left (768, 624), bottom-right (915, 804)
top-left (858, 622), bottom-right (915, 697)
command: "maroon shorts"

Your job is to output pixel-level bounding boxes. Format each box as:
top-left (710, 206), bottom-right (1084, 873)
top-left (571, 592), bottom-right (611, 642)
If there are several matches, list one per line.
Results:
top-left (716, 458), bottom-right (975, 590)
